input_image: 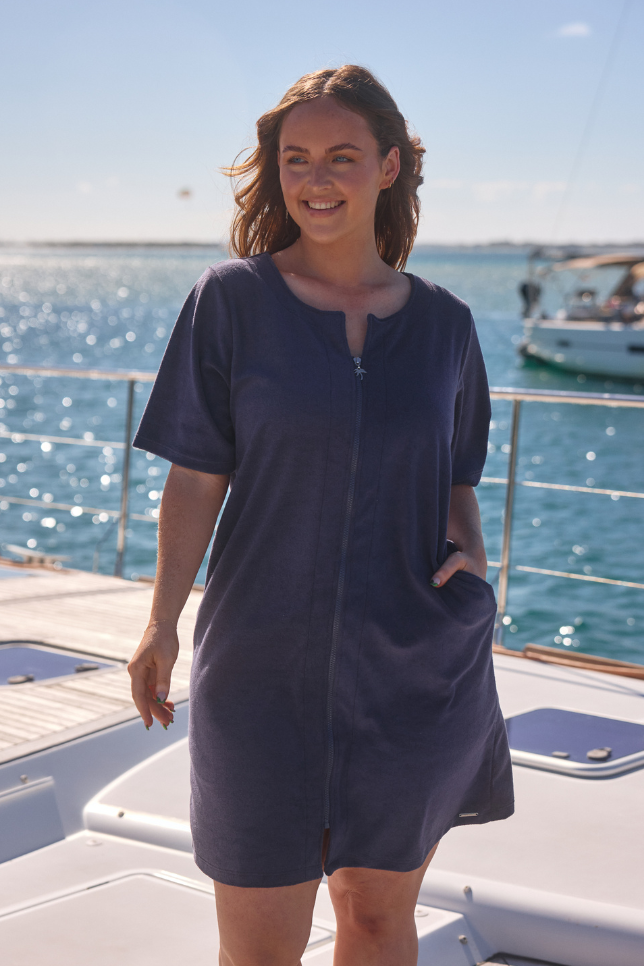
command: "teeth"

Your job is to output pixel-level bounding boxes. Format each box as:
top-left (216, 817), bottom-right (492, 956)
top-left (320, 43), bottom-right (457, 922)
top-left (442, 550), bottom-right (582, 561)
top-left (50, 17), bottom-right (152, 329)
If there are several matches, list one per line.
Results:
top-left (307, 201), bottom-right (342, 210)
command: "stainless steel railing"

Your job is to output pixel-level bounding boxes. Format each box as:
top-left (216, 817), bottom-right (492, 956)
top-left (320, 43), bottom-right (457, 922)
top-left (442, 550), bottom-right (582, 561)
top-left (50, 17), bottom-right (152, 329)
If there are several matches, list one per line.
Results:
top-left (487, 387), bottom-right (644, 646)
top-left (1, 365), bottom-right (644, 621)
top-left (0, 363), bottom-right (155, 578)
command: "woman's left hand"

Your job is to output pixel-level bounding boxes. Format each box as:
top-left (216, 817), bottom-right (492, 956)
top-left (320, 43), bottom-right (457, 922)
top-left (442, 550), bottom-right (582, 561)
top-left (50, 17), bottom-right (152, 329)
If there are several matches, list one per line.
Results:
top-left (433, 485), bottom-right (488, 587)
top-left (430, 549), bottom-right (487, 588)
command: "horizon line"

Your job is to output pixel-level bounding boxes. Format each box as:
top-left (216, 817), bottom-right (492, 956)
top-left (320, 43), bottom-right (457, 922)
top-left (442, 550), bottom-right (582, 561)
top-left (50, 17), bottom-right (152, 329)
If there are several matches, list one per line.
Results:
top-left (2, 239), bottom-right (644, 250)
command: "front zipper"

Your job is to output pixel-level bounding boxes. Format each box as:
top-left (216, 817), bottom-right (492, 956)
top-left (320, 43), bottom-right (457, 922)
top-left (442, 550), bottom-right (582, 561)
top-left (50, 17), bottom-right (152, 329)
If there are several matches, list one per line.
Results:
top-left (323, 355), bottom-right (366, 828)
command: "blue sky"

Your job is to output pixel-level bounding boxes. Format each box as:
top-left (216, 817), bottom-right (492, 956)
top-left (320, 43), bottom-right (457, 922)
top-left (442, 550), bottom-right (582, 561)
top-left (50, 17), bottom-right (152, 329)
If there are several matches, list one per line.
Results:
top-left (1, 0), bottom-right (642, 243)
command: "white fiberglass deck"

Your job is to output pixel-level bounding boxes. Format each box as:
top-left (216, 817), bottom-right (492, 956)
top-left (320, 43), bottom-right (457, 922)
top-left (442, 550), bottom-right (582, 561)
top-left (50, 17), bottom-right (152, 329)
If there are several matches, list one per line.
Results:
top-left (0, 567), bottom-right (199, 761)
top-left (0, 649), bottom-right (642, 965)
top-left (79, 654), bottom-right (644, 912)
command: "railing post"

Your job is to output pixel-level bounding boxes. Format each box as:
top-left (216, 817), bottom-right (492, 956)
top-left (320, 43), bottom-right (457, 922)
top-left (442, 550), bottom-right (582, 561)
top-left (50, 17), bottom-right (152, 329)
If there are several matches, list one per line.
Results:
top-left (493, 398), bottom-right (522, 647)
top-left (114, 380), bottom-right (135, 578)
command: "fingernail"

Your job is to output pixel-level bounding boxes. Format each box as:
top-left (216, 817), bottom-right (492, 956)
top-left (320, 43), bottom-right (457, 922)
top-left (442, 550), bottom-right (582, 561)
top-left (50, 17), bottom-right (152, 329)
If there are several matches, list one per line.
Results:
top-left (145, 725), bottom-right (150, 731)
top-left (431, 578), bottom-right (441, 587)
top-left (156, 692), bottom-right (167, 704)
top-left (162, 724), bottom-right (168, 731)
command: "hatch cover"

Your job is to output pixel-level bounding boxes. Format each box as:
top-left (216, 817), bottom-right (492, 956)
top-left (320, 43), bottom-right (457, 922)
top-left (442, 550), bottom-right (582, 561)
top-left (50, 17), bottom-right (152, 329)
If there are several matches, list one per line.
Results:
top-left (0, 641), bottom-right (116, 686)
top-left (505, 708), bottom-right (644, 778)
top-left (0, 872), bottom-right (334, 965)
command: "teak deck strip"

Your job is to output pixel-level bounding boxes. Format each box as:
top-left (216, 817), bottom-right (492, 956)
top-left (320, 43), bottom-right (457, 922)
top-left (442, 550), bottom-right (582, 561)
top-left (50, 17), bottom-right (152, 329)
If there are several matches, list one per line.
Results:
top-left (0, 569), bottom-right (199, 763)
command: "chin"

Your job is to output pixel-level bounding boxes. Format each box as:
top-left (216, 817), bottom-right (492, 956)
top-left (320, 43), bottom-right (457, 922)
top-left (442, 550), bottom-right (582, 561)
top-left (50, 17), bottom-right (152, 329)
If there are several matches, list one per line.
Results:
top-left (298, 223), bottom-right (354, 246)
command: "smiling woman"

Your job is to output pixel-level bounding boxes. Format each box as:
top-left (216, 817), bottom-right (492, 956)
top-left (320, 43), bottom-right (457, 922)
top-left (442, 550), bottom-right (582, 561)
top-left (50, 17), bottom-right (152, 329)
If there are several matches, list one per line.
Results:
top-left (128, 64), bottom-right (513, 966)
top-left (225, 65), bottom-right (424, 269)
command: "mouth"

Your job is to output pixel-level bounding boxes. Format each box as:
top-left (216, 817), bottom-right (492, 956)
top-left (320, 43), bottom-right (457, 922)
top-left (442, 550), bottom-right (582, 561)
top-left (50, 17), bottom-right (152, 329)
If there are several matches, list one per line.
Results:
top-left (304, 200), bottom-right (345, 210)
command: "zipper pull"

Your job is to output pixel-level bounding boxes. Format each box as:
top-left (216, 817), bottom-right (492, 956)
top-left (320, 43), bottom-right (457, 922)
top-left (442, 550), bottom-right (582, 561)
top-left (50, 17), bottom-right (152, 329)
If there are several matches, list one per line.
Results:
top-left (353, 356), bottom-right (367, 380)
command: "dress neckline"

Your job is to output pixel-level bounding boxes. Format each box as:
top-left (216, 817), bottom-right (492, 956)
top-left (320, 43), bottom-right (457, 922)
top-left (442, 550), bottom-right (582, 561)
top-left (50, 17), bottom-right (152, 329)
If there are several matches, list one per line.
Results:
top-left (256, 251), bottom-right (418, 323)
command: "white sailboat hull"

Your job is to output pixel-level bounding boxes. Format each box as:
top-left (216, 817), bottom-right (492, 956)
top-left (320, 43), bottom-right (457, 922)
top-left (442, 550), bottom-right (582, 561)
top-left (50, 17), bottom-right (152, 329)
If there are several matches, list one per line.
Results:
top-left (520, 318), bottom-right (644, 378)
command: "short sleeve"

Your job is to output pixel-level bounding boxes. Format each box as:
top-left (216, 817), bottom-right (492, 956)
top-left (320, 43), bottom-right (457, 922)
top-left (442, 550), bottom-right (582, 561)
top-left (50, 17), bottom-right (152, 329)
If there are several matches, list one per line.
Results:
top-left (133, 269), bottom-right (236, 475)
top-left (450, 317), bottom-right (491, 487)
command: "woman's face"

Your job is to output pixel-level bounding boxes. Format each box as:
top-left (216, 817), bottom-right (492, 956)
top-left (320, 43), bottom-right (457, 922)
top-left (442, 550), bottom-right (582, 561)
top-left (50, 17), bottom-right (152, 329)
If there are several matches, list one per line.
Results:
top-left (278, 96), bottom-right (399, 247)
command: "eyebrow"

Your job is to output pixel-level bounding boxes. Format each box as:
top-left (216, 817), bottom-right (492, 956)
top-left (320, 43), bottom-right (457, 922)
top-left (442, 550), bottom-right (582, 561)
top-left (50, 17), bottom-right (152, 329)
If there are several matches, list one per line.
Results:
top-left (281, 142), bottom-right (363, 154)
top-left (327, 142), bottom-right (363, 153)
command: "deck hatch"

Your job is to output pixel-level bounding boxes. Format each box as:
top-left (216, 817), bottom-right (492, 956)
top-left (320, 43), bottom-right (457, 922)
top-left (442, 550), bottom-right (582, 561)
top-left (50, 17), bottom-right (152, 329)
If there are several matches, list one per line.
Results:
top-left (505, 707), bottom-right (644, 778)
top-left (0, 641), bottom-right (117, 686)
top-left (0, 872), bottom-right (335, 963)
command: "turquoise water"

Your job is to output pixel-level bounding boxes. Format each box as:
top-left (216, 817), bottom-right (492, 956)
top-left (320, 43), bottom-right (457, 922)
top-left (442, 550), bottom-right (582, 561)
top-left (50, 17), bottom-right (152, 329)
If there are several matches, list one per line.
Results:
top-left (0, 245), bottom-right (642, 664)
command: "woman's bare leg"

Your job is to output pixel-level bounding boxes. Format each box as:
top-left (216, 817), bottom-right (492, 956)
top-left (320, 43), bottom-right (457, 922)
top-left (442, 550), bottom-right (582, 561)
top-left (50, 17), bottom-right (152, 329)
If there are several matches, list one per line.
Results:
top-left (214, 877), bottom-right (321, 966)
top-left (327, 843), bottom-right (439, 966)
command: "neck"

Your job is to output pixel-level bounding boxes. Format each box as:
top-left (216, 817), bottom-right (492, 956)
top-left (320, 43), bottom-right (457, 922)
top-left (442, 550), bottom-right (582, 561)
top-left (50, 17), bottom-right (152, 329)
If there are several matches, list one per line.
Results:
top-left (284, 230), bottom-right (390, 287)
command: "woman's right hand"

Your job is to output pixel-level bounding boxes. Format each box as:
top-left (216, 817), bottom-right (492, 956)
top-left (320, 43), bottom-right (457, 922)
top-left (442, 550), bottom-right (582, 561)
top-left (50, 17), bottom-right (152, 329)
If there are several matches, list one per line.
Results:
top-left (127, 464), bottom-right (229, 730)
top-left (128, 620), bottom-right (179, 729)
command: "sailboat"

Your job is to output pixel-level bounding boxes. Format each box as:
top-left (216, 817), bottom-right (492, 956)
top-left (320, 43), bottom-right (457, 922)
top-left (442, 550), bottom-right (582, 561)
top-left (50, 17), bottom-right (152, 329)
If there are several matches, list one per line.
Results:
top-left (518, 250), bottom-right (644, 379)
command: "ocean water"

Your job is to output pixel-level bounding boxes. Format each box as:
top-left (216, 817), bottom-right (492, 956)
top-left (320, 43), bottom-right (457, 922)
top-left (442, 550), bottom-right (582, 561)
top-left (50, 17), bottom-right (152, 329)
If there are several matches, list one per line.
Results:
top-left (0, 245), bottom-right (642, 664)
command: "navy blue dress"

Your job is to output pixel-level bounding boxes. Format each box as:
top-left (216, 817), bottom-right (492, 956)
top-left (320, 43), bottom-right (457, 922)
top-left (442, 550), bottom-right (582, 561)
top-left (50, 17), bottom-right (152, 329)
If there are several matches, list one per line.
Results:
top-left (134, 253), bottom-right (514, 887)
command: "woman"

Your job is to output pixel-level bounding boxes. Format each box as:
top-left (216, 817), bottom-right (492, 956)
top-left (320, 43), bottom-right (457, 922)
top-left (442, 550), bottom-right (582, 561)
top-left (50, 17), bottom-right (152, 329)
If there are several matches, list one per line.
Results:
top-left (129, 65), bottom-right (514, 966)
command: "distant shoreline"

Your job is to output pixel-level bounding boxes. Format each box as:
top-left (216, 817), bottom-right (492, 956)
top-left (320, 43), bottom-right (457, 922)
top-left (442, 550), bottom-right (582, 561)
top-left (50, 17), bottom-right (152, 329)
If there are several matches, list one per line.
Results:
top-left (1, 240), bottom-right (644, 254)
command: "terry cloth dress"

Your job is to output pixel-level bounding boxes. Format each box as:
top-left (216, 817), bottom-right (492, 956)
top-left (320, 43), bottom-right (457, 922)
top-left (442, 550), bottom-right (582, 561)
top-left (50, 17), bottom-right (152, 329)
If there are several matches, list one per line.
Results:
top-left (133, 252), bottom-right (515, 888)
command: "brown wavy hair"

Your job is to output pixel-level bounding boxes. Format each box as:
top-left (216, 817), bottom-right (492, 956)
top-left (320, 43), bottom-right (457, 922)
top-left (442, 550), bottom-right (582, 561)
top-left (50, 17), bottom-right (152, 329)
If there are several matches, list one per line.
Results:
top-left (224, 65), bottom-right (425, 270)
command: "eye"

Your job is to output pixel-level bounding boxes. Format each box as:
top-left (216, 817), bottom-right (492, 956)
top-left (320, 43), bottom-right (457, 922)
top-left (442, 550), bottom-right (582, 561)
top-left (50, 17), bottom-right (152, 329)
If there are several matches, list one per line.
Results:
top-left (332, 155), bottom-right (352, 163)
top-left (286, 156), bottom-right (307, 164)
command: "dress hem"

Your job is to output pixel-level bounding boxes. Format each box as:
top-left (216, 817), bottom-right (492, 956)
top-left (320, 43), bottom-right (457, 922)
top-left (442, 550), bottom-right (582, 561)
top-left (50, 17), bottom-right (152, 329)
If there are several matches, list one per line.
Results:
top-left (195, 801), bottom-right (515, 887)
top-left (450, 799), bottom-right (515, 827)
top-left (323, 801), bottom-right (515, 878)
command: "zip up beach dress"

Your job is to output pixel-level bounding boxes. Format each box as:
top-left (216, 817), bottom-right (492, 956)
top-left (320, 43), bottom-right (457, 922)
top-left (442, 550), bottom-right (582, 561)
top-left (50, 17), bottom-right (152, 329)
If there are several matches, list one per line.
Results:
top-left (133, 253), bottom-right (515, 888)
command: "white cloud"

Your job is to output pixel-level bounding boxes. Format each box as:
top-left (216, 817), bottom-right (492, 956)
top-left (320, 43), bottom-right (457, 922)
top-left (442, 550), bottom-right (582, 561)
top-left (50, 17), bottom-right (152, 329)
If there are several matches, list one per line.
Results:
top-left (556, 22), bottom-right (591, 38)
top-left (76, 182), bottom-right (93, 194)
top-left (471, 181), bottom-right (528, 203)
top-left (532, 181), bottom-right (566, 201)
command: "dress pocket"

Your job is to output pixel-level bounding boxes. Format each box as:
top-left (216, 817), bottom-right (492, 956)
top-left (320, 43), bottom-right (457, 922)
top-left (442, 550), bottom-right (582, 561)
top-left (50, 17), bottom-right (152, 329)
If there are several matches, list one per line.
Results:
top-left (451, 568), bottom-right (495, 592)
top-left (449, 568), bottom-right (497, 603)
top-left (431, 567), bottom-right (498, 628)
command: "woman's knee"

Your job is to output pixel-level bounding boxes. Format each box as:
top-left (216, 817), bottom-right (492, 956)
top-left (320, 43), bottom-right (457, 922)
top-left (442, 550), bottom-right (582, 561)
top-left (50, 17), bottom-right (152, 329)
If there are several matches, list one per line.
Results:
top-left (328, 871), bottom-right (414, 939)
top-left (338, 903), bottom-right (401, 941)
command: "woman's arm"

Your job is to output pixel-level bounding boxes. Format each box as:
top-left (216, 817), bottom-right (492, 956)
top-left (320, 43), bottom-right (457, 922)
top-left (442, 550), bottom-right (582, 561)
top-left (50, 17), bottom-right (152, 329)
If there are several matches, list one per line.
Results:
top-left (430, 484), bottom-right (487, 587)
top-left (128, 464), bottom-right (229, 728)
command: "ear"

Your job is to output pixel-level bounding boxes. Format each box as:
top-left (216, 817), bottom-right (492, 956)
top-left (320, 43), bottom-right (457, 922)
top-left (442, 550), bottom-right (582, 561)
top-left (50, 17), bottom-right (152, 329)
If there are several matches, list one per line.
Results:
top-left (379, 146), bottom-right (400, 191)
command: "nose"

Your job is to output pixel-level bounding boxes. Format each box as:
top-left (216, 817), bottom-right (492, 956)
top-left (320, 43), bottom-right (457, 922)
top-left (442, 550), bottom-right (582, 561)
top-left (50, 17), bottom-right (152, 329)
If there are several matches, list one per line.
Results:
top-left (307, 160), bottom-right (333, 191)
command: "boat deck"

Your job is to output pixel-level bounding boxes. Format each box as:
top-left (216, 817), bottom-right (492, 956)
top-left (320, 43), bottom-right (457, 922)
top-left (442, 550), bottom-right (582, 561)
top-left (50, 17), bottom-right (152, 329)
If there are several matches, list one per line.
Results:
top-left (79, 654), bottom-right (644, 911)
top-left (2, 567), bottom-right (644, 965)
top-left (0, 567), bottom-right (199, 763)
top-left (0, 651), bottom-right (642, 965)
